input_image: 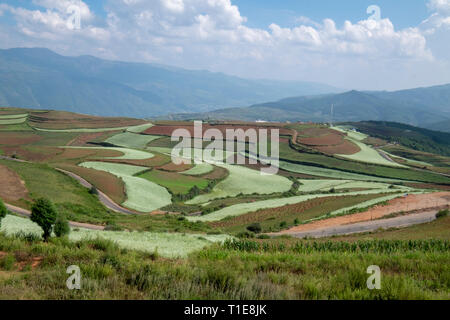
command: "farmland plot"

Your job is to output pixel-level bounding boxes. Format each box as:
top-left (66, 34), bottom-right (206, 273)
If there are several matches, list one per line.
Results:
top-left (80, 161), bottom-right (171, 212)
top-left (181, 163), bottom-right (214, 175)
top-left (337, 139), bottom-right (406, 167)
top-left (62, 146), bottom-right (154, 160)
top-left (0, 117), bottom-right (27, 125)
top-left (0, 215), bottom-right (229, 258)
top-left (126, 123), bottom-right (154, 133)
top-left (105, 132), bottom-right (161, 149)
top-left (0, 113), bottom-right (28, 119)
top-left (187, 164), bottom-right (292, 204)
top-left (187, 189), bottom-right (409, 222)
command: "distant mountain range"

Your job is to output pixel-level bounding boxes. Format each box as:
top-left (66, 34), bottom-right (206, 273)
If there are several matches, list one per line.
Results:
top-left (0, 48), bottom-right (338, 118)
top-left (167, 85), bottom-right (450, 131)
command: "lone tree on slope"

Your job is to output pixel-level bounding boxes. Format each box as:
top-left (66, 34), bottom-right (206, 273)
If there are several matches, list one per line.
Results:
top-left (30, 198), bottom-right (58, 241)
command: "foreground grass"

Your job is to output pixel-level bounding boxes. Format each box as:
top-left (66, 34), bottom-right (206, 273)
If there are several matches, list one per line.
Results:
top-left (0, 232), bottom-right (448, 299)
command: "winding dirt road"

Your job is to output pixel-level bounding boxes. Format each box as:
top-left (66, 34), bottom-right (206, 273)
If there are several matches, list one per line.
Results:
top-left (56, 168), bottom-right (137, 215)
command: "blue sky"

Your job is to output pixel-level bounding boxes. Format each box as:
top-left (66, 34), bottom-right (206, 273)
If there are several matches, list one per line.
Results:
top-left (0, 0), bottom-right (449, 90)
top-left (234, 0), bottom-right (429, 29)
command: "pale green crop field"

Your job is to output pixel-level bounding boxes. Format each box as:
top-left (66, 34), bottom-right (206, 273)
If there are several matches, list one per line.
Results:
top-left (0, 215), bottom-right (229, 258)
top-left (126, 123), bottom-right (154, 133)
top-left (63, 146), bottom-right (154, 160)
top-left (381, 150), bottom-right (433, 167)
top-left (187, 163), bottom-right (292, 204)
top-left (278, 160), bottom-right (402, 182)
top-left (0, 117), bottom-right (27, 125)
top-left (296, 179), bottom-right (399, 192)
top-left (106, 132), bottom-right (161, 149)
top-left (337, 138), bottom-right (406, 168)
top-left (0, 113), bottom-right (28, 119)
top-left (187, 189), bottom-right (408, 222)
top-left (181, 163), bottom-right (214, 175)
top-left (80, 161), bottom-right (171, 212)
top-left (331, 126), bottom-right (368, 141)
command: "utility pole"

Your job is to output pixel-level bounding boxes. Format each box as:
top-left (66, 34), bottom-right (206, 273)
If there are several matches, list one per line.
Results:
top-left (330, 104), bottom-right (334, 127)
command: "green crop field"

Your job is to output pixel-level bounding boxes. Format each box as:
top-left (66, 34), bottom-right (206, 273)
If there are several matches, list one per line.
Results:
top-left (80, 161), bottom-right (172, 212)
top-left (337, 138), bottom-right (406, 167)
top-left (126, 123), bottom-right (154, 133)
top-left (0, 215), bottom-right (229, 258)
top-left (187, 189), bottom-right (406, 222)
top-left (187, 163), bottom-right (292, 204)
top-left (0, 159), bottom-right (110, 221)
top-left (105, 132), bottom-right (161, 149)
top-left (63, 146), bottom-right (154, 160)
top-left (138, 169), bottom-right (209, 194)
top-left (0, 113), bottom-right (28, 119)
top-left (296, 179), bottom-right (401, 192)
top-left (181, 163), bottom-right (214, 175)
top-left (0, 117), bottom-right (27, 125)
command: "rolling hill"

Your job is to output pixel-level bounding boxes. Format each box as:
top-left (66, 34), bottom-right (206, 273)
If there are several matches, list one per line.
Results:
top-left (0, 48), bottom-right (338, 118)
top-left (166, 85), bottom-right (450, 128)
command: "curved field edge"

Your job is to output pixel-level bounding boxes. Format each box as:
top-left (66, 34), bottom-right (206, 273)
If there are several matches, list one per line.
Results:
top-left (32, 122), bottom-right (152, 133)
top-left (181, 163), bottom-right (214, 175)
top-left (61, 146), bottom-right (154, 160)
top-left (186, 163), bottom-right (292, 204)
top-left (187, 189), bottom-right (420, 222)
top-left (79, 161), bottom-right (172, 212)
top-left (0, 215), bottom-right (230, 258)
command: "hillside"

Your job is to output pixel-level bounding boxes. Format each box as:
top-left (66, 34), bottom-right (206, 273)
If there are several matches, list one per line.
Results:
top-left (166, 86), bottom-right (450, 128)
top-left (0, 48), bottom-right (338, 118)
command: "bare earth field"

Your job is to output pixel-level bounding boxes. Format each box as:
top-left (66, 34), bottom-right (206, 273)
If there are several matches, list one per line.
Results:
top-left (279, 192), bottom-right (450, 234)
top-left (0, 164), bottom-right (29, 202)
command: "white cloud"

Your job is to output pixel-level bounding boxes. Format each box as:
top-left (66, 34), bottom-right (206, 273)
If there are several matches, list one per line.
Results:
top-left (0, 0), bottom-right (449, 90)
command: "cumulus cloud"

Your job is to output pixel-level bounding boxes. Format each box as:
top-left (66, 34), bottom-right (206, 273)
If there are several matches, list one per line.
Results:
top-left (0, 0), bottom-right (449, 89)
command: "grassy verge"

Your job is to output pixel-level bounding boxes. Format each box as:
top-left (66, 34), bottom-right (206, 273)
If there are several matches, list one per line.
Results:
top-left (0, 233), bottom-right (448, 299)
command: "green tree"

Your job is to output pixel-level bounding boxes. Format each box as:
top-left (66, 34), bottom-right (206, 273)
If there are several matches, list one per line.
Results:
top-left (54, 215), bottom-right (70, 237)
top-left (30, 198), bottom-right (58, 241)
top-left (0, 198), bottom-right (7, 228)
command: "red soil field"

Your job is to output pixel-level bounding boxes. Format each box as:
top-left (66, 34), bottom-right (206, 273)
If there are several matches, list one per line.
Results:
top-left (1, 146), bottom-right (62, 162)
top-left (315, 141), bottom-right (360, 155)
top-left (158, 162), bottom-right (193, 172)
top-left (28, 111), bottom-right (145, 129)
top-left (280, 192), bottom-right (450, 234)
top-left (55, 163), bottom-right (126, 204)
top-left (0, 164), bottom-right (29, 202)
top-left (0, 132), bottom-right (42, 145)
top-left (144, 124), bottom-right (292, 138)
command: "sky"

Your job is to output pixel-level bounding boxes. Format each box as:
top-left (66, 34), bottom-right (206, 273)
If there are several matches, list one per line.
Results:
top-left (0, 0), bottom-right (449, 90)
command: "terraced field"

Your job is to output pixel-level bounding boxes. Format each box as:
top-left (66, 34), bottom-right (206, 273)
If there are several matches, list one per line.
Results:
top-left (105, 132), bottom-right (161, 149)
top-left (187, 163), bottom-right (292, 204)
top-left (187, 189), bottom-right (407, 222)
top-left (80, 161), bottom-right (172, 212)
top-left (62, 146), bottom-right (154, 160)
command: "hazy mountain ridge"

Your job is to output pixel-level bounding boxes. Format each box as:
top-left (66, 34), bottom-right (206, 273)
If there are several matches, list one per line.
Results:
top-left (166, 86), bottom-right (450, 130)
top-left (0, 48), bottom-right (339, 117)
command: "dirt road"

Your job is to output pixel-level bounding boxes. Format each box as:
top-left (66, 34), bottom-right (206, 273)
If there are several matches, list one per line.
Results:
top-left (275, 210), bottom-right (439, 239)
top-left (275, 192), bottom-right (450, 238)
top-left (56, 168), bottom-right (137, 215)
top-left (5, 203), bottom-right (105, 231)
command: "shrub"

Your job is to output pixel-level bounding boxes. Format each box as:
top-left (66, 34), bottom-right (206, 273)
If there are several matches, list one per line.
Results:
top-left (436, 209), bottom-right (449, 219)
top-left (54, 215), bottom-right (70, 237)
top-left (0, 198), bottom-right (7, 227)
top-left (279, 221), bottom-right (287, 228)
top-left (246, 223), bottom-right (262, 234)
top-left (30, 198), bottom-right (58, 241)
top-left (257, 234), bottom-right (270, 239)
top-left (0, 254), bottom-right (16, 271)
top-left (104, 222), bottom-right (124, 231)
top-left (89, 186), bottom-right (99, 195)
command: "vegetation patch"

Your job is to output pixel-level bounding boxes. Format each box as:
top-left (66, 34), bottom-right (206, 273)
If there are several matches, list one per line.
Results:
top-left (80, 162), bottom-right (172, 212)
top-left (105, 132), bottom-right (161, 149)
